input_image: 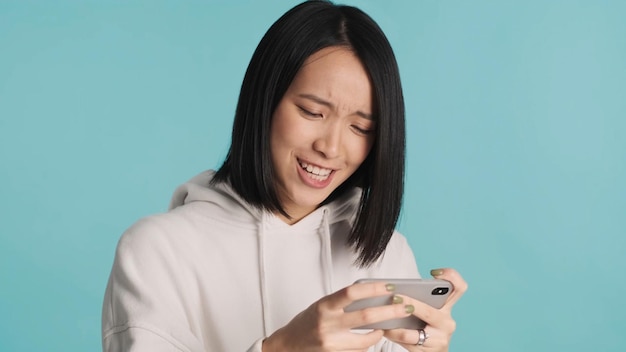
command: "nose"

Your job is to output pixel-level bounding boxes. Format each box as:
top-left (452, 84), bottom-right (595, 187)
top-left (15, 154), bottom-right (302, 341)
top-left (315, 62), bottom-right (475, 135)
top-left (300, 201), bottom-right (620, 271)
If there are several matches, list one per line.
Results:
top-left (312, 122), bottom-right (341, 159)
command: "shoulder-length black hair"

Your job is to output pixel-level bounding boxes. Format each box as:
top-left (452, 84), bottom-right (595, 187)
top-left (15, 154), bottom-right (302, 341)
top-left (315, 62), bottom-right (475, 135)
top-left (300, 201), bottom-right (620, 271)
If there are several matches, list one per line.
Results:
top-left (214, 0), bottom-right (405, 267)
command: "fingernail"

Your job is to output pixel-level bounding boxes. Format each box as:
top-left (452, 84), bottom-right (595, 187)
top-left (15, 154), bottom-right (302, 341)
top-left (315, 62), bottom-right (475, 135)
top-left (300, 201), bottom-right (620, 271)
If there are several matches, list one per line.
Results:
top-left (430, 268), bottom-right (444, 277)
top-left (392, 295), bottom-right (403, 304)
top-left (385, 283), bottom-right (396, 291)
top-left (404, 305), bottom-right (415, 314)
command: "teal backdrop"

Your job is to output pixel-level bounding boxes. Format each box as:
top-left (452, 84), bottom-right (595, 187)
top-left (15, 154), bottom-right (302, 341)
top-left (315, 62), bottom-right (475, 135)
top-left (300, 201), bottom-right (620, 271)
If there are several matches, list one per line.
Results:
top-left (1, 0), bottom-right (624, 351)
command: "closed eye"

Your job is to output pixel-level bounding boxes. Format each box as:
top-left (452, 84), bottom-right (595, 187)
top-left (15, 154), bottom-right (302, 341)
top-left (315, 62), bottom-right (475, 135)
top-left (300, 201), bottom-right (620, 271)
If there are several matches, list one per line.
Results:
top-left (298, 106), bottom-right (323, 118)
top-left (351, 125), bottom-right (374, 135)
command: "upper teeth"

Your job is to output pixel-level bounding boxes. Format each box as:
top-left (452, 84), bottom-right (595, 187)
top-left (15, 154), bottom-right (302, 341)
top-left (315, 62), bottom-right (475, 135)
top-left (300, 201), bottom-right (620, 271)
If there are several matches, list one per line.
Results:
top-left (300, 161), bottom-right (331, 176)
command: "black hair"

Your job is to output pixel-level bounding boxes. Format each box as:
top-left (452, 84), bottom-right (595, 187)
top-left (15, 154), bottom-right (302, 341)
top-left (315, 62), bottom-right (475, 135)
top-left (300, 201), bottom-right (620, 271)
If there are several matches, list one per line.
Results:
top-left (214, 0), bottom-right (405, 267)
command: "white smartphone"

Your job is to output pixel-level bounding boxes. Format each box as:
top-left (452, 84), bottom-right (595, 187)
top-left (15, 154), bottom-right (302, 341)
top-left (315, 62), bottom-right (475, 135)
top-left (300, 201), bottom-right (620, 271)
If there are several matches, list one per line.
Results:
top-left (343, 278), bottom-right (452, 330)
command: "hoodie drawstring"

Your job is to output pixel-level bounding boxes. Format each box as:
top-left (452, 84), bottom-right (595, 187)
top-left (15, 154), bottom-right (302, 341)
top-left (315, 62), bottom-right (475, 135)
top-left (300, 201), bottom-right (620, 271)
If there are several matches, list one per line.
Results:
top-left (258, 215), bottom-right (270, 336)
top-left (258, 209), bottom-right (334, 336)
top-left (321, 208), bottom-right (334, 295)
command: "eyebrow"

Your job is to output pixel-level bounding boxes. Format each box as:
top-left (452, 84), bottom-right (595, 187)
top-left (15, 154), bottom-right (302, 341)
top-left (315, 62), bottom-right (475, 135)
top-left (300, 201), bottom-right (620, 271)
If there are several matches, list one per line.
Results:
top-left (297, 93), bottom-right (373, 120)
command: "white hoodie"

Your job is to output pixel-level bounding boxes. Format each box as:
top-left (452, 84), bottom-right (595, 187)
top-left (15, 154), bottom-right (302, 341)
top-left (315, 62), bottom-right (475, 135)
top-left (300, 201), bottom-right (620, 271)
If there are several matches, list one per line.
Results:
top-left (102, 170), bottom-right (420, 351)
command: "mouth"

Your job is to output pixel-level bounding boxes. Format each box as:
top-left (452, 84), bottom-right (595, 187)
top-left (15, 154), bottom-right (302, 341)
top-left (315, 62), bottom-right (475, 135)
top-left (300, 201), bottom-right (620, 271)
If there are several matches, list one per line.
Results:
top-left (298, 159), bottom-right (333, 182)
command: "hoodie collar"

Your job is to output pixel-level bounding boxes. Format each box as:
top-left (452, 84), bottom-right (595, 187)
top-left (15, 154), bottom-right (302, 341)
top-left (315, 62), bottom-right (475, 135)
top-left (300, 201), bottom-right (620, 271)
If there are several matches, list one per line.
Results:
top-left (169, 170), bottom-right (362, 335)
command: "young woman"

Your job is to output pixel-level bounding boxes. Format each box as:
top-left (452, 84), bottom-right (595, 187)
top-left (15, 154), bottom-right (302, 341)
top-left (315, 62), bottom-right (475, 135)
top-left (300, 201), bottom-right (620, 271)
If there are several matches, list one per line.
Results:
top-left (102, 1), bottom-right (467, 351)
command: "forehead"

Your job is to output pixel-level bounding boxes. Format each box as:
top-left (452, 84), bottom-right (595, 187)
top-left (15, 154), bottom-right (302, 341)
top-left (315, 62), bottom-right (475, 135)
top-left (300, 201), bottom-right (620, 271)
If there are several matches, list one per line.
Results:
top-left (288, 46), bottom-right (373, 113)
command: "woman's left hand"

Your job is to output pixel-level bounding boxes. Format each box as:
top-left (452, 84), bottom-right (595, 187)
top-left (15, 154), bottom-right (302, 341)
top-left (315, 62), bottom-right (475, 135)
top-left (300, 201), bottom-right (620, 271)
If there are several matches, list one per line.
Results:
top-left (383, 268), bottom-right (468, 351)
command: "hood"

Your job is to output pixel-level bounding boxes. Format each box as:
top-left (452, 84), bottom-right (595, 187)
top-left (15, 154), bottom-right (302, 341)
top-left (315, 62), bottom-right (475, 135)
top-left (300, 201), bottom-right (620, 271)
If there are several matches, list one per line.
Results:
top-left (169, 170), bottom-right (361, 227)
top-left (169, 170), bottom-right (263, 222)
top-left (168, 170), bottom-right (362, 335)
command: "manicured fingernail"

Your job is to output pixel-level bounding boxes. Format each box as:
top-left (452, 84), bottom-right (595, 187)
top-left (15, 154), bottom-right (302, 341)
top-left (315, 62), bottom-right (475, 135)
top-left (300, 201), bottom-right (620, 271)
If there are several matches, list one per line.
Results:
top-left (392, 295), bottom-right (403, 304)
top-left (404, 305), bottom-right (415, 314)
top-left (385, 283), bottom-right (396, 291)
top-left (430, 268), bottom-right (444, 277)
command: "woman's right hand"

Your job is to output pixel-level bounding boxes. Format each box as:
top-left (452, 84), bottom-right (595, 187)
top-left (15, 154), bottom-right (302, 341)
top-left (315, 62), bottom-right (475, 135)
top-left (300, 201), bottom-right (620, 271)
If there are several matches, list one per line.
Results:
top-left (262, 281), bottom-right (414, 352)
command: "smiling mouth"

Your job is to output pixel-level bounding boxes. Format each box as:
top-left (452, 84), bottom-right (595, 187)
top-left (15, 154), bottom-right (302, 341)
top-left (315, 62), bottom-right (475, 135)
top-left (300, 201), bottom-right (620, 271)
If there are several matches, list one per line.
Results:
top-left (298, 160), bottom-right (333, 181)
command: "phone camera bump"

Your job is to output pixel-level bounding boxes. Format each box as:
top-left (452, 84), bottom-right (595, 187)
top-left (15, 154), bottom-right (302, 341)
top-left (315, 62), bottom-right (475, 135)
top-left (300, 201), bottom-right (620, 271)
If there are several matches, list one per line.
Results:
top-left (431, 287), bottom-right (449, 295)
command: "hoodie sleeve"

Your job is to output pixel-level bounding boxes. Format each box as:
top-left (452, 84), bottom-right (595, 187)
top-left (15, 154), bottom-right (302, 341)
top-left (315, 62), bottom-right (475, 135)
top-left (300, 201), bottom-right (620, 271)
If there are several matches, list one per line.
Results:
top-left (379, 339), bottom-right (410, 351)
top-left (102, 217), bottom-right (205, 352)
top-left (395, 232), bottom-right (420, 278)
top-left (376, 231), bottom-right (421, 279)
top-left (246, 338), bottom-right (265, 352)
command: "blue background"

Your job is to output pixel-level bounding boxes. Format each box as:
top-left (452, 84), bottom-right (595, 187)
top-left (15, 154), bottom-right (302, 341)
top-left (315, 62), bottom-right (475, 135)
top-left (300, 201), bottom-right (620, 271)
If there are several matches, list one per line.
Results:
top-left (1, 0), bottom-right (624, 351)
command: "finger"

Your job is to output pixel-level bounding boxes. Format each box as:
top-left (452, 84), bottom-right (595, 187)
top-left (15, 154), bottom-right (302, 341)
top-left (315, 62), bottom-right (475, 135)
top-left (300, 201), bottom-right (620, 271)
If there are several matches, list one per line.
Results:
top-left (430, 268), bottom-right (468, 310)
top-left (324, 329), bottom-right (384, 351)
top-left (384, 328), bottom-right (447, 350)
top-left (394, 294), bottom-right (452, 330)
top-left (342, 300), bottom-right (413, 328)
top-left (323, 281), bottom-right (396, 310)
top-left (345, 329), bottom-right (385, 351)
top-left (383, 328), bottom-right (421, 347)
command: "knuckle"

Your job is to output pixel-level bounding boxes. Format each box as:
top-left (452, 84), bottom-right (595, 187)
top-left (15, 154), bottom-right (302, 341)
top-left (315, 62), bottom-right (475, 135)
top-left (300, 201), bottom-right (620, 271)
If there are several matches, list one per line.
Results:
top-left (318, 339), bottom-right (330, 350)
top-left (457, 281), bottom-right (468, 293)
top-left (420, 308), bottom-right (433, 322)
top-left (313, 302), bottom-right (326, 315)
top-left (448, 318), bottom-right (457, 333)
top-left (314, 321), bottom-right (329, 339)
top-left (344, 285), bottom-right (359, 301)
top-left (397, 329), bottom-right (412, 341)
top-left (359, 308), bottom-right (377, 323)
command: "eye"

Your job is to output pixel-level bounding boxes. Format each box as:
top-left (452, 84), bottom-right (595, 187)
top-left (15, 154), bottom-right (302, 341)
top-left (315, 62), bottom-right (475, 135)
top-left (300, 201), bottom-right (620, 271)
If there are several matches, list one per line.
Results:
top-left (298, 106), bottom-right (323, 118)
top-left (351, 125), bottom-right (374, 136)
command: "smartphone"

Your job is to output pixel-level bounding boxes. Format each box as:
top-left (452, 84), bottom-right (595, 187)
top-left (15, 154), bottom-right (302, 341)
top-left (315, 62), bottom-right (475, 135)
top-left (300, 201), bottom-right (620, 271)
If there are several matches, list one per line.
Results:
top-left (343, 278), bottom-right (452, 330)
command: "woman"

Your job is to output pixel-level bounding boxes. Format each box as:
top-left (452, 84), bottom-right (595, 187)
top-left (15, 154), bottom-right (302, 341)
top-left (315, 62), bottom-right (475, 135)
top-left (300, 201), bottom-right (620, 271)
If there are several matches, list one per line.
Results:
top-left (102, 1), bottom-right (467, 351)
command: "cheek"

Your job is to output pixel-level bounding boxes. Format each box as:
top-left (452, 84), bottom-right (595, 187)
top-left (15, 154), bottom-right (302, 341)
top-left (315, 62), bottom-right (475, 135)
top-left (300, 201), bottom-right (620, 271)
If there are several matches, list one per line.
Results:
top-left (348, 136), bottom-right (374, 165)
top-left (271, 123), bottom-right (300, 152)
top-left (270, 110), bottom-right (306, 163)
top-left (270, 108), bottom-right (291, 149)
top-left (272, 111), bottom-right (313, 148)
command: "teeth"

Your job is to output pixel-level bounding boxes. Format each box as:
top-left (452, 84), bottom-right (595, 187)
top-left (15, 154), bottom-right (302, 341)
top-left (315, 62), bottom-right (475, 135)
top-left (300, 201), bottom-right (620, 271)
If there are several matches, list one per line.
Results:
top-left (300, 161), bottom-right (332, 178)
